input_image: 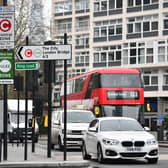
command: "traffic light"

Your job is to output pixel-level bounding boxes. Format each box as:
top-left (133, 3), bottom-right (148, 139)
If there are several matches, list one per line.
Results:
top-left (34, 98), bottom-right (43, 116)
top-left (27, 71), bottom-right (39, 91)
top-left (38, 70), bottom-right (44, 86)
top-left (44, 41), bottom-right (56, 84)
top-left (14, 75), bottom-right (23, 91)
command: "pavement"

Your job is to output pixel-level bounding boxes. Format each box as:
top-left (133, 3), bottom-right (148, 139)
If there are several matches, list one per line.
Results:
top-left (0, 135), bottom-right (90, 168)
top-left (0, 135), bottom-right (167, 168)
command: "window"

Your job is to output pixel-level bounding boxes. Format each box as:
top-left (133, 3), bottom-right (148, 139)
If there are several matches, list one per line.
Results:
top-left (93, 45), bottom-right (122, 64)
top-left (76, 17), bottom-right (89, 32)
top-left (75, 0), bottom-right (89, 11)
top-left (109, 0), bottom-right (122, 9)
top-left (76, 34), bottom-right (89, 48)
top-left (75, 51), bottom-right (89, 65)
top-left (163, 74), bottom-right (168, 85)
top-left (164, 14), bottom-right (168, 29)
top-left (123, 41), bottom-right (154, 65)
top-left (55, 1), bottom-right (72, 14)
top-left (94, 19), bottom-right (122, 39)
top-left (55, 19), bottom-right (72, 34)
top-left (127, 15), bottom-right (158, 34)
top-left (75, 77), bottom-right (86, 93)
top-left (143, 71), bottom-right (158, 86)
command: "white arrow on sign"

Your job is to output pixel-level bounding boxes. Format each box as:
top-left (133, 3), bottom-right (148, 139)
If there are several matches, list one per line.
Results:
top-left (16, 45), bottom-right (72, 60)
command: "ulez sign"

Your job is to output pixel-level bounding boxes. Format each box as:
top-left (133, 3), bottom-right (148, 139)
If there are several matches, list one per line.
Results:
top-left (0, 50), bottom-right (14, 84)
top-left (15, 62), bottom-right (40, 70)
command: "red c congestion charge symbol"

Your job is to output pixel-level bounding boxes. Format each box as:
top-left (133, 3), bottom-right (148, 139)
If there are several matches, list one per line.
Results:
top-left (24, 49), bottom-right (33, 57)
top-left (0, 19), bottom-right (12, 32)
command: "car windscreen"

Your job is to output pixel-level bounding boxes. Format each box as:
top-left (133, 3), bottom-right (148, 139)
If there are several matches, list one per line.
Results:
top-left (11, 112), bottom-right (32, 123)
top-left (100, 119), bottom-right (144, 131)
top-left (62, 111), bottom-right (95, 123)
top-left (100, 73), bottom-right (142, 88)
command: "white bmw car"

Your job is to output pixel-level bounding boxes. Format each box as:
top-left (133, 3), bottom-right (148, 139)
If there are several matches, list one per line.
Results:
top-left (82, 117), bottom-right (158, 164)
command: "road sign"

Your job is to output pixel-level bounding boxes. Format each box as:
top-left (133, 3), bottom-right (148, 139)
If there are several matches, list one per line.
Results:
top-left (0, 50), bottom-right (14, 84)
top-left (15, 62), bottom-right (40, 70)
top-left (16, 45), bottom-right (72, 60)
top-left (0, 6), bottom-right (15, 49)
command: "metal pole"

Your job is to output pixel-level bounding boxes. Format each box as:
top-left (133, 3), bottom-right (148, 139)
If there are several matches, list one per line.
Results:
top-left (17, 75), bottom-right (20, 147)
top-left (63, 33), bottom-right (67, 161)
top-left (47, 61), bottom-right (52, 158)
top-left (32, 71), bottom-right (35, 152)
top-left (3, 0), bottom-right (8, 160)
top-left (24, 36), bottom-right (29, 160)
top-left (3, 85), bottom-right (7, 161)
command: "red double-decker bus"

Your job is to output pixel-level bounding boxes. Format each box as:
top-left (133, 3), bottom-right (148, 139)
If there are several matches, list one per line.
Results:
top-left (60, 68), bottom-right (144, 123)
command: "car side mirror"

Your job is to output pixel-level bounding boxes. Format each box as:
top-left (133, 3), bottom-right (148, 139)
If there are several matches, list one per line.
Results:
top-left (144, 126), bottom-right (150, 131)
top-left (89, 127), bottom-right (97, 132)
top-left (28, 119), bottom-right (32, 127)
top-left (53, 120), bottom-right (60, 125)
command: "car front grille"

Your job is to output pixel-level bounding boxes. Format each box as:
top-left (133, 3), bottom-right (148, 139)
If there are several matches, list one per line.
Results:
top-left (71, 130), bottom-right (82, 135)
top-left (66, 138), bottom-right (83, 141)
top-left (122, 141), bottom-right (145, 147)
top-left (120, 152), bottom-right (146, 157)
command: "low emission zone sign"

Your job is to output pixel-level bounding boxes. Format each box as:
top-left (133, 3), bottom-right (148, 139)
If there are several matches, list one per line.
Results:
top-left (16, 45), bottom-right (72, 60)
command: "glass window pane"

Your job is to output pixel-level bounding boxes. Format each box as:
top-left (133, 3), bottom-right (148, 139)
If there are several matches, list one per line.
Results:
top-left (116, 0), bottom-right (122, 8)
top-left (151, 76), bottom-right (158, 85)
top-left (144, 76), bottom-right (149, 85)
top-left (152, 22), bottom-right (158, 30)
top-left (127, 24), bottom-right (133, 33)
top-left (143, 22), bottom-right (150, 31)
top-left (109, 0), bottom-right (115, 9)
top-left (135, 23), bottom-right (141, 32)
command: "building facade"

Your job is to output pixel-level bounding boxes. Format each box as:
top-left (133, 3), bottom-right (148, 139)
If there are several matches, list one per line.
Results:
top-left (51, 0), bottom-right (168, 131)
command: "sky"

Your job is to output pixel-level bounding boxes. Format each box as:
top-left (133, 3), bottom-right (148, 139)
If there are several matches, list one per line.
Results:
top-left (42, 0), bottom-right (51, 26)
top-left (42, 0), bottom-right (52, 39)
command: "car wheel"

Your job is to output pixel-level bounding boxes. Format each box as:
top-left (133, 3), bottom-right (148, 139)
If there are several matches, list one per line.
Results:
top-left (82, 141), bottom-right (91, 160)
top-left (147, 158), bottom-right (158, 164)
top-left (58, 136), bottom-right (63, 151)
top-left (51, 144), bottom-right (55, 149)
top-left (97, 144), bottom-right (104, 163)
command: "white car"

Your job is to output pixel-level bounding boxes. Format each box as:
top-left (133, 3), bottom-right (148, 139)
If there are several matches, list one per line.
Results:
top-left (82, 117), bottom-right (158, 164)
top-left (51, 109), bottom-right (95, 150)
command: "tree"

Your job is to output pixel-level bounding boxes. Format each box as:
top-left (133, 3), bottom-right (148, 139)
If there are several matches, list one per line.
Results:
top-left (9, 0), bottom-right (47, 49)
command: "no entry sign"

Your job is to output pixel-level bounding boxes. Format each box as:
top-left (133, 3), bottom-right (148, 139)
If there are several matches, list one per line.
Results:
top-left (0, 6), bottom-right (14, 49)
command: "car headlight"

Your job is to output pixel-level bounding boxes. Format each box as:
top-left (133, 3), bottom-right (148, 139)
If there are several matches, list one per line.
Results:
top-left (146, 139), bottom-right (158, 145)
top-left (102, 138), bottom-right (119, 145)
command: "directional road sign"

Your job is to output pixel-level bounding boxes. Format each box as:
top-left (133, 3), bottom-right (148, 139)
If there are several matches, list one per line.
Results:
top-left (16, 45), bottom-right (72, 60)
top-left (15, 62), bottom-right (40, 70)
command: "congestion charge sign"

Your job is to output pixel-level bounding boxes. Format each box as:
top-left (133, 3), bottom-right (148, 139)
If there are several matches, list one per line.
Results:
top-left (0, 6), bottom-right (15, 49)
top-left (16, 45), bottom-right (72, 60)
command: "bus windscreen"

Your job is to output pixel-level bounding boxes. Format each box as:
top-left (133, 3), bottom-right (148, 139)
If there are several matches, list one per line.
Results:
top-left (100, 74), bottom-right (142, 88)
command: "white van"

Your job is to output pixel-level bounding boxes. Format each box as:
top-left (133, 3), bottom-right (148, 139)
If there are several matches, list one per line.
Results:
top-left (51, 109), bottom-right (95, 150)
top-left (8, 99), bottom-right (39, 143)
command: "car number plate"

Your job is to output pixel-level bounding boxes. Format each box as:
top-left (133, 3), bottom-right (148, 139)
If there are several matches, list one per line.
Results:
top-left (126, 147), bottom-right (141, 152)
